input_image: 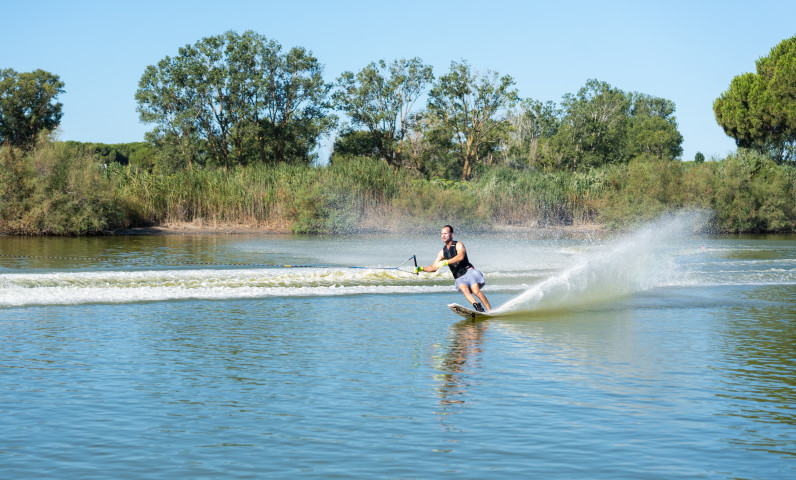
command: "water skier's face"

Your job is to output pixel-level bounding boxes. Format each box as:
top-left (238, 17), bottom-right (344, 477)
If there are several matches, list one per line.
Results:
top-left (441, 227), bottom-right (453, 243)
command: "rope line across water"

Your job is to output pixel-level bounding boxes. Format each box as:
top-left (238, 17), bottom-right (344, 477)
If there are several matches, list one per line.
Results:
top-left (0, 253), bottom-right (417, 272)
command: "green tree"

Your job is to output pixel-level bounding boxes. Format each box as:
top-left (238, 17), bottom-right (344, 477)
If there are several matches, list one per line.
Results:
top-left (501, 99), bottom-right (561, 167)
top-left (183, 33), bottom-right (236, 167)
top-left (331, 129), bottom-right (380, 159)
top-left (694, 152), bottom-right (705, 163)
top-left (333, 58), bottom-right (434, 168)
top-left (427, 60), bottom-right (519, 180)
top-left (551, 79), bottom-right (631, 169)
top-left (136, 53), bottom-right (204, 169)
top-left (547, 80), bottom-right (683, 170)
top-left (0, 69), bottom-right (64, 148)
top-left (136, 30), bottom-right (332, 169)
top-left (254, 43), bottom-right (334, 165)
top-left (714, 35), bottom-right (796, 163)
top-left (625, 93), bottom-right (683, 159)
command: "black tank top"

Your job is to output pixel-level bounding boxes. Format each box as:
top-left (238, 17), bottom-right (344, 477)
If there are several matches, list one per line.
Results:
top-left (442, 240), bottom-right (474, 279)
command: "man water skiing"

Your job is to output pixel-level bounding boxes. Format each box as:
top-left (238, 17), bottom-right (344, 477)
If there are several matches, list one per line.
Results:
top-left (415, 225), bottom-right (492, 312)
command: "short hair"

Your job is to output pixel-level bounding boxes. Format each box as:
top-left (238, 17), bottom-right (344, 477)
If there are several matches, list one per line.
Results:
top-left (442, 224), bottom-right (454, 234)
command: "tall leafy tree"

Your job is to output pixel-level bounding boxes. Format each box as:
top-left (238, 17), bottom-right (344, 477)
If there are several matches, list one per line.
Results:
top-left (136, 34), bottom-right (238, 168)
top-left (714, 35), bottom-right (796, 163)
top-left (547, 80), bottom-right (682, 169)
top-left (427, 60), bottom-right (518, 180)
top-left (0, 69), bottom-right (64, 148)
top-left (625, 92), bottom-right (683, 159)
top-left (257, 44), bottom-right (334, 165)
top-left (136, 55), bottom-right (203, 169)
top-left (501, 99), bottom-right (561, 167)
top-left (333, 58), bottom-right (434, 167)
top-left (553, 79), bottom-right (630, 169)
top-left (136, 30), bottom-right (332, 169)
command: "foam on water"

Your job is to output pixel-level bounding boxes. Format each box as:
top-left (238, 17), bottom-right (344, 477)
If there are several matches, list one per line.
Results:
top-left (0, 268), bottom-right (409, 306)
top-left (493, 210), bottom-right (712, 314)
top-left (0, 266), bottom-right (543, 307)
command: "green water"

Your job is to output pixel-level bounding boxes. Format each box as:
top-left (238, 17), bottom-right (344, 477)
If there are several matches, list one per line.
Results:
top-left (1, 217), bottom-right (795, 478)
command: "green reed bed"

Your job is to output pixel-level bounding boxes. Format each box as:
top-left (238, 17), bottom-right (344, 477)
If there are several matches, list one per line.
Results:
top-left (2, 141), bottom-right (794, 235)
top-left (475, 167), bottom-right (606, 227)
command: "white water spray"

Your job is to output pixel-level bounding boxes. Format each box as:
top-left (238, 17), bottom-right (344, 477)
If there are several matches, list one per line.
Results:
top-left (493, 210), bottom-right (710, 314)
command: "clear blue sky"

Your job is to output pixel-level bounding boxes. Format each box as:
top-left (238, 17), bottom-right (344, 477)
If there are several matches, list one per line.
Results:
top-left (3, 0), bottom-right (794, 162)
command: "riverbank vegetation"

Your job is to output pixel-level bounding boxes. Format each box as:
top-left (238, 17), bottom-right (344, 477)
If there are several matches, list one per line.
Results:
top-left (1, 33), bottom-right (795, 235)
top-left (2, 136), bottom-right (793, 235)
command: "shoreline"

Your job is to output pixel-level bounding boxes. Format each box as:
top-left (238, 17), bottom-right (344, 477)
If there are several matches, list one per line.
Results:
top-left (110, 220), bottom-right (608, 236)
top-left (5, 221), bottom-right (794, 238)
top-left (111, 220), bottom-right (292, 235)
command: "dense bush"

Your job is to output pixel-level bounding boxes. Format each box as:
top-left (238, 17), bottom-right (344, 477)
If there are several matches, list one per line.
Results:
top-left (0, 137), bottom-right (133, 234)
top-left (712, 150), bottom-right (795, 232)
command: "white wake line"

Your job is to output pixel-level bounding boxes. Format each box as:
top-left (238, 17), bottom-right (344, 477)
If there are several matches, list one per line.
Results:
top-left (0, 268), bottom-right (550, 280)
top-left (0, 283), bottom-right (533, 307)
top-left (2, 279), bottom-right (794, 308)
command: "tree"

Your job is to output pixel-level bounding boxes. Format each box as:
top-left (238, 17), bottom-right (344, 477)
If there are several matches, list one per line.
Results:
top-left (501, 99), bottom-right (561, 167)
top-left (714, 35), bottom-right (796, 163)
top-left (546, 80), bottom-right (683, 170)
top-left (254, 43), bottom-right (334, 165)
top-left (552, 79), bottom-right (631, 169)
top-left (136, 55), bottom-right (203, 169)
top-left (0, 69), bottom-right (64, 148)
top-left (333, 58), bottom-right (433, 168)
top-left (625, 92), bottom-right (683, 159)
top-left (427, 60), bottom-right (518, 180)
top-left (694, 152), bottom-right (705, 163)
top-left (136, 30), bottom-right (333, 169)
top-left (331, 129), bottom-right (380, 159)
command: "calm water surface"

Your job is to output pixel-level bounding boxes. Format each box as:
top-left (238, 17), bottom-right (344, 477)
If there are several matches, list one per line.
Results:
top-left (1, 218), bottom-right (795, 478)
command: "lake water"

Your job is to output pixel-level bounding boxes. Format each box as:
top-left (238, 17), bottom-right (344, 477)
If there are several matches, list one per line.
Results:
top-left (1, 213), bottom-right (795, 479)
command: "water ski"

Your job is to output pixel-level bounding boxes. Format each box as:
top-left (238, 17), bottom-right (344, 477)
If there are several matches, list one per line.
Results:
top-left (448, 303), bottom-right (492, 319)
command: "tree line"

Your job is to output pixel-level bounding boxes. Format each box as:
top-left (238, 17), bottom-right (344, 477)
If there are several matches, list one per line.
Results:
top-left (0, 30), bottom-right (700, 181)
top-left (3, 32), bottom-right (796, 179)
top-left (1, 32), bottom-right (795, 235)
top-left (3, 32), bottom-right (794, 180)
top-left (133, 30), bottom-right (688, 180)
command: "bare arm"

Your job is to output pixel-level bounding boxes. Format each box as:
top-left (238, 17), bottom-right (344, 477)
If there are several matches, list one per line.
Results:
top-left (417, 243), bottom-right (467, 272)
top-left (417, 249), bottom-right (446, 273)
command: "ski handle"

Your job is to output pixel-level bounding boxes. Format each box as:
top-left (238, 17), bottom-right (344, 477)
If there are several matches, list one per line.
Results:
top-left (393, 255), bottom-right (419, 275)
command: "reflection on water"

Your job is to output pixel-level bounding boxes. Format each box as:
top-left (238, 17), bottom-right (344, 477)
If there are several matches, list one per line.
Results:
top-left (719, 285), bottom-right (796, 457)
top-left (434, 320), bottom-right (488, 418)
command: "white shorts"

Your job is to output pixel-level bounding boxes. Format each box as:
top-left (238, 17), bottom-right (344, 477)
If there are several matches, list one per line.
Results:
top-left (454, 268), bottom-right (485, 291)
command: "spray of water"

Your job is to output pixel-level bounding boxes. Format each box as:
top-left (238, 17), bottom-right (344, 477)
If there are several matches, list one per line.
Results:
top-left (492, 210), bottom-right (710, 315)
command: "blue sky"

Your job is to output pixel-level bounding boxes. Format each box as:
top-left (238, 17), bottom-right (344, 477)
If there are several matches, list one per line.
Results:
top-left (3, 0), bottom-right (794, 162)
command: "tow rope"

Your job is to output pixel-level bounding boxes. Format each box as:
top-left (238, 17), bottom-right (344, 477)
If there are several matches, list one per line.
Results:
top-left (0, 253), bottom-right (419, 273)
